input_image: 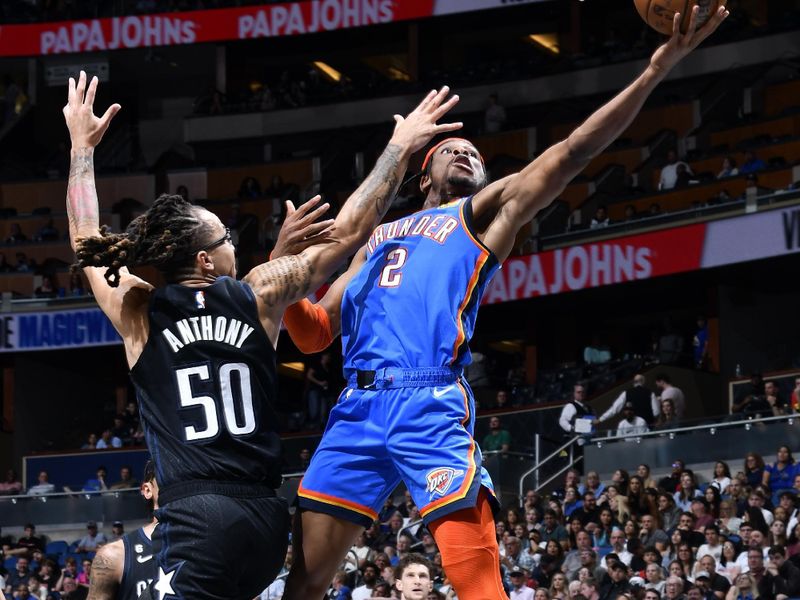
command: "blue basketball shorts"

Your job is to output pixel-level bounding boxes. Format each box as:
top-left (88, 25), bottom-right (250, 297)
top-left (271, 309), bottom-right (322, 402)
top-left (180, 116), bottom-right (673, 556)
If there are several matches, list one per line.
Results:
top-left (296, 370), bottom-right (497, 527)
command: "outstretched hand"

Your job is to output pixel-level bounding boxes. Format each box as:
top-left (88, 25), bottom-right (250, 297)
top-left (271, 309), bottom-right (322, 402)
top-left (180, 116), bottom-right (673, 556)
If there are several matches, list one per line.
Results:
top-left (63, 70), bottom-right (121, 149)
top-left (270, 195), bottom-right (335, 260)
top-left (389, 86), bottom-right (462, 154)
top-left (650, 4), bottom-right (729, 74)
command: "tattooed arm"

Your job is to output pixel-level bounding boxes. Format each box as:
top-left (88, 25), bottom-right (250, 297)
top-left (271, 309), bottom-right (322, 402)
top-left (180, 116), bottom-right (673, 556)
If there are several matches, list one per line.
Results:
top-left (64, 71), bottom-right (152, 367)
top-left (244, 86), bottom-right (462, 343)
top-left (87, 541), bottom-right (124, 600)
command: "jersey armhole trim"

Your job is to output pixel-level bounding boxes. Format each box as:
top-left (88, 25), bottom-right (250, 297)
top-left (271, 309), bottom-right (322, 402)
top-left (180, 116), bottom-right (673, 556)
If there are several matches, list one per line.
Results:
top-left (460, 197), bottom-right (499, 270)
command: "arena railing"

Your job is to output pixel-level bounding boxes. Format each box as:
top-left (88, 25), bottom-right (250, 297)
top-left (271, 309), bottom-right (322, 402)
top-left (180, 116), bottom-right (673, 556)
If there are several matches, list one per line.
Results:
top-left (516, 412), bottom-right (799, 508)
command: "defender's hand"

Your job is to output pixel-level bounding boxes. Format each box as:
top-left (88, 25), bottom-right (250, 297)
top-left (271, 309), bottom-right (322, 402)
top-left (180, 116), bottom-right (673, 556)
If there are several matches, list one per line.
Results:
top-left (389, 86), bottom-right (462, 154)
top-left (63, 70), bottom-right (121, 149)
top-left (650, 4), bottom-right (729, 75)
top-left (271, 195), bottom-right (335, 260)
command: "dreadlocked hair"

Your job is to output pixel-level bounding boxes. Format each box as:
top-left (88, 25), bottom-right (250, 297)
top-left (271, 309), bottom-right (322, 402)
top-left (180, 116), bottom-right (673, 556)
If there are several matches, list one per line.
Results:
top-left (73, 194), bottom-right (215, 287)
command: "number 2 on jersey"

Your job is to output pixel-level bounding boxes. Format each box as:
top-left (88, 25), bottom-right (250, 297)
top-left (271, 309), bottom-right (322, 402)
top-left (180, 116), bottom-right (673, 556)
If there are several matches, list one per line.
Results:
top-left (378, 248), bottom-right (408, 288)
top-left (176, 363), bottom-right (256, 442)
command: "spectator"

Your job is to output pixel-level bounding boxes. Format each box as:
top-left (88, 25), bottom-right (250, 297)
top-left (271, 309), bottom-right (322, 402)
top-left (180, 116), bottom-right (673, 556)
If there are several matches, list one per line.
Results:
top-left (34, 275), bottom-right (57, 299)
top-left (0, 469), bottom-right (22, 495)
top-left (493, 389), bottom-right (511, 410)
top-left (616, 402), bottom-right (649, 438)
top-left (766, 545), bottom-right (800, 597)
top-left (559, 382), bottom-right (595, 438)
top-left (764, 445), bottom-right (796, 493)
top-left (484, 93), bottom-right (507, 134)
top-left (692, 499), bottom-right (715, 531)
top-left (718, 501), bottom-right (742, 538)
top-left (109, 521), bottom-right (124, 543)
top-left (655, 374), bottom-right (686, 419)
top-left (540, 509), bottom-right (569, 550)
top-left (6, 223), bottom-right (27, 243)
top-left (59, 576), bottom-right (87, 600)
top-left (110, 415), bottom-right (129, 444)
top-left (717, 157), bottom-right (739, 179)
top-left (26, 471), bottom-right (54, 496)
top-left (623, 204), bottom-right (638, 222)
top-left (725, 573), bottom-right (757, 600)
top-left (733, 381), bottom-right (784, 417)
top-left (659, 460), bottom-right (686, 494)
top-left (5, 556), bottom-right (31, 596)
top-left (791, 377), bottom-right (800, 413)
top-left (68, 272), bottom-right (86, 296)
top-left (711, 462), bottom-right (733, 494)
top-left (664, 575), bottom-right (686, 600)
top-left (674, 471), bottom-right (703, 511)
top-left (601, 531), bottom-right (633, 568)
top-left (10, 524), bottom-right (45, 557)
top-left (75, 558), bottom-right (91, 587)
top-left (81, 467), bottom-right (108, 492)
top-left (674, 163), bottom-right (692, 188)
top-left (14, 252), bottom-right (30, 272)
top-left (598, 374), bottom-right (660, 427)
top-left (75, 522), bottom-right (107, 553)
top-left (640, 514), bottom-right (669, 552)
top-left (739, 150), bottom-right (766, 175)
top-left (109, 465), bottom-right (138, 490)
top-left (694, 563), bottom-right (731, 600)
top-left (95, 428), bottom-right (122, 449)
top-left (659, 150), bottom-right (693, 191)
top-left (238, 176), bottom-right (263, 199)
top-left (599, 562), bottom-right (631, 600)
top-left (81, 433), bottom-right (97, 450)
top-left (352, 561), bottom-right (380, 600)
top-left (655, 398), bottom-right (680, 430)
top-left (693, 317), bottom-right (709, 370)
top-left (509, 564), bottom-right (535, 599)
top-left (483, 416), bottom-right (512, 453)
top-left (697, 525), bottom-right (724, 564)
top-left (649, 203), bottom-right (663, 217)
top-left (34, 219), bottom-right (59, 242)
top-left (590, 205), bottom-right (611, 229)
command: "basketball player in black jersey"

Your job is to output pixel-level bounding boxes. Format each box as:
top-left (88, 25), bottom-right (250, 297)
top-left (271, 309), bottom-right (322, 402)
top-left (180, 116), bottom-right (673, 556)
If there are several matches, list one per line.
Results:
top-left (63, 70), bottom-right (462, 600)
top-left (88, 461), bottom-right (158, 600)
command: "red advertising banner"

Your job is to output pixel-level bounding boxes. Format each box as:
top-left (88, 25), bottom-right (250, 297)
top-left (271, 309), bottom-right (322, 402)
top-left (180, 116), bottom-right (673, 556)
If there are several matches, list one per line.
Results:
top-left (0, 0), bottom-right (544, 57)
top-left (482, 224), bottom-right (708, 305)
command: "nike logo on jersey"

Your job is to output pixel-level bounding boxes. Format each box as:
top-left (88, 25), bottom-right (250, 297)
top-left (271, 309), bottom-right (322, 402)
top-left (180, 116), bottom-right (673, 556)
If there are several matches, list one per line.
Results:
top-left (432, 385), bottom-right (455, 398)
top-left (137, 554), bottom-right (153, 564)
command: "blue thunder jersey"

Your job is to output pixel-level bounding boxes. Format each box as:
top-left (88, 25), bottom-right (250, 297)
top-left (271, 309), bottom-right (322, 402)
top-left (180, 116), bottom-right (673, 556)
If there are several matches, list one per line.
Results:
top-left (121, 527), bottom-right (154, 600)
top-left (341, 197), bottom-right (499, 373)
top-left (129, 277), bottom-right (282, 489)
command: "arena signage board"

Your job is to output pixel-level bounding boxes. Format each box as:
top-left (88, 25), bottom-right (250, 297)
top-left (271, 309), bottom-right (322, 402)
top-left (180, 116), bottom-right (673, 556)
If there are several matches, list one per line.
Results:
top-left (0, 205), bottom-right (796, 351)
top-left (0, 0), bottom-right (545, 57)
top-left (482, 204), bottom-right (800, 304)
top-left (0, 307), bottom-right (121, 352)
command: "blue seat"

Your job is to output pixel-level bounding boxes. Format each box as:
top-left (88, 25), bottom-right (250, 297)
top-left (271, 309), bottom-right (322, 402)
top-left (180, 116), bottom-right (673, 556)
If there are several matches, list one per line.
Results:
top-left (4, 556), bottom-right (18, 571)
top-left (45, 540), bottom-right (69, 557)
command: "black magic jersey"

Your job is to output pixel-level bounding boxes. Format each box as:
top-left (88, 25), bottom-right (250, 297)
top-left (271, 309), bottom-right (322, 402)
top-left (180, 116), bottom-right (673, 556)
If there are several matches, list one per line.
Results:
top-left (120, 527), bottom-right (154, 600)
top-left (130, 277), bottom-right (282, 489)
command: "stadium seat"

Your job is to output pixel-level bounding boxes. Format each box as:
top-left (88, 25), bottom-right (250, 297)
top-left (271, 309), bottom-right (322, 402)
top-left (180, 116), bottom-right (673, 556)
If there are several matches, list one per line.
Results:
top-left (45, 540), bottom-right (69, 557)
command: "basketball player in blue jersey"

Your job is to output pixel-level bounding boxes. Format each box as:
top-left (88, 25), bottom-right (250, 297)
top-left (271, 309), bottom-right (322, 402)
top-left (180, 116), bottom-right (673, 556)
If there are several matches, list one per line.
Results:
top-left (88, 461), bottom-right (158, 600)
top-left (62, 70), bottom-right (462, 600)
top-left (279, 7), bottom-right (729, 600)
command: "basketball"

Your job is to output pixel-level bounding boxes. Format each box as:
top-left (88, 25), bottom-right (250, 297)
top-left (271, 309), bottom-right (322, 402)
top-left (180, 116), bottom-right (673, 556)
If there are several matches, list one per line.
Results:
top-left (633, 0), bottom-right (725, 35)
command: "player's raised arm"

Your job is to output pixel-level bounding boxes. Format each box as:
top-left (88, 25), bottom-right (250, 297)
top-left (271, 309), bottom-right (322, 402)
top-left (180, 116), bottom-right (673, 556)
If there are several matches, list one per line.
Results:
top-left (243, 86), bottom-right (462, 331)
top-left (475, 5), bottom-right (729, 260)
top-left (63, 71), bottom-right (152, 351)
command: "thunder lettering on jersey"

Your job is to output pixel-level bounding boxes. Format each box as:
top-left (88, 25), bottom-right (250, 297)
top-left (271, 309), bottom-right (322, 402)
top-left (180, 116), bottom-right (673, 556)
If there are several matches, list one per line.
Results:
top-left (121, 528), bottom-right (154, 600)
top-left (130, 277), bottom-right (282, 489)
top-left (341, 197), bottom-right (499, 373)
